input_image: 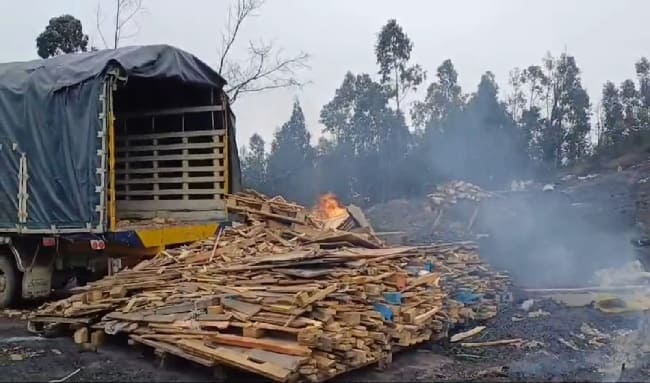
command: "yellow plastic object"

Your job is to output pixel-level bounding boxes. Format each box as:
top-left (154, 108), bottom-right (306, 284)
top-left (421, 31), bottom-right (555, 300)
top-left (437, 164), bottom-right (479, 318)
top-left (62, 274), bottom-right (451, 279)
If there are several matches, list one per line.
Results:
top-left (134, 224), bottom-right (219, 249)
top-left (595, 293), bottom-right (650, 313)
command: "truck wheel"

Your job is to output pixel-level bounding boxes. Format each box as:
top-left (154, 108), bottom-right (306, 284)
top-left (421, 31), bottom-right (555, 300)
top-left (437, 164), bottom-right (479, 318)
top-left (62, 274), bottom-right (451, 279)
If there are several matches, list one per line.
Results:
top-left (0, 255), bottom-right (19, 309)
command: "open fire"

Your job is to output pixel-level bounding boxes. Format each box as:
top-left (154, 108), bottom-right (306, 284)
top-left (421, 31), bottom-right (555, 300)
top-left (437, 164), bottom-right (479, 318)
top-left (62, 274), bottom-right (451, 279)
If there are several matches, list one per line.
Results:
top-left (313, 193), bottom-right (349, 220)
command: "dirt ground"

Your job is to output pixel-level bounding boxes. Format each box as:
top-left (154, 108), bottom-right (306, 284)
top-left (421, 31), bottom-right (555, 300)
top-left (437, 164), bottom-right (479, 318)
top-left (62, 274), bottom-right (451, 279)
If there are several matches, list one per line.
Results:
top-left (2, 295), bottom-right (650, 382)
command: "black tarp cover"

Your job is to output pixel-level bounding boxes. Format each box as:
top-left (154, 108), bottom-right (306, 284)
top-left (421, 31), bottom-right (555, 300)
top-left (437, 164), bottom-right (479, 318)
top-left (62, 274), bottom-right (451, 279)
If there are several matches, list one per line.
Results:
top-left (0, 45), bottom-right (239, 233)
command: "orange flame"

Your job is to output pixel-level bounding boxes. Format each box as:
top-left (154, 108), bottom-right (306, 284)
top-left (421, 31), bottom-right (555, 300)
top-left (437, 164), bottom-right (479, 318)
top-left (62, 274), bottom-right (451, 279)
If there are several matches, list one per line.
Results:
top-left (313, 193), bottom-right (348, 220)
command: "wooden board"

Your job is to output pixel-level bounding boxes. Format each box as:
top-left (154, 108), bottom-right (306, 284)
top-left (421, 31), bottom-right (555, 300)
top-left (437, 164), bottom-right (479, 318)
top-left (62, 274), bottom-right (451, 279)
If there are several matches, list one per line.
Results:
top-left (116, 129), bottom-right (225, 141)
top-left (117, 152), bottom-right (223, 163)
top-left (130, 335), bottom-right (215, 367)
top-left (177, 339), bottom-right (292, 382)
top-left (117, 141), bottom-right (224, 153)
top-left (117, 189), bottom-right (224, 197)
top-left (207, 334), bottom-right (312, 357)
top-left (117, 200), bottom-right (224, 212)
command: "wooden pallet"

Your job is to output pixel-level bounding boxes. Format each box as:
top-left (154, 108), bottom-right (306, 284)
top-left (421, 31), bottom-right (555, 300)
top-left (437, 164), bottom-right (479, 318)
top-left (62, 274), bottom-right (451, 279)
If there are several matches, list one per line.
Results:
top-left (226, 193), bottom-right (307, 224)
top-left (114, 104), bottom-right (227, 222)
top-left (129, 332), bottom-right (392, 383)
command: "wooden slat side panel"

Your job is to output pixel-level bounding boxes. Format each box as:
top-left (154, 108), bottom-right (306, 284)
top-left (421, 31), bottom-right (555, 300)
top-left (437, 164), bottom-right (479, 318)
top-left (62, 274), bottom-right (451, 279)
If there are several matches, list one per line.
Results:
top-left (116, 129), bottom-right (225, 142)
top-left (117, 189), bottom-right (224, 197)
top-left (118, 176), bottom-right (225, 185)
top-left (116, 153), bottom-right (223, 163)
top-left (116, 166), bottom-right (223, 175)
top-left (117, 200), bottom-right (224, 212)
top-left (117, 141), bottom-right (224, 153)
top-left (117, 104), bottom-right (225, 119)
top-left (115, 117), bottom-right (226, 221)
top-left (119, 210), bottom-right (227, 221)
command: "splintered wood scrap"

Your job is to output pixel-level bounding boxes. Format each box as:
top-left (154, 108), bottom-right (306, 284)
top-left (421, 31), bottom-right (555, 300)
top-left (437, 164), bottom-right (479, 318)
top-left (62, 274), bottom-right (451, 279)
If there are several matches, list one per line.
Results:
top-left (450, 326), bottom-right (486, 343)
top-left (558, 337), bottom-right (580, 351)
top-left (460, 338), bottom-right (524, 348)
top-left (208, 227), bottom-right (224, 263)
top-left (207, 334), bottom-right (312, 356)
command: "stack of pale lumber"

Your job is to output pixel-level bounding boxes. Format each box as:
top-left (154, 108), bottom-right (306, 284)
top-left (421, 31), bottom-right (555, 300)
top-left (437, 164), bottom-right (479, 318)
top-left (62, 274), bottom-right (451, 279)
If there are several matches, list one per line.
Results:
top-left (30, 191), bottom-right (509, 382)
top-left (426, 181), bottom-right (495, 240)
top-left (427, 180), bottom-right (493, 207)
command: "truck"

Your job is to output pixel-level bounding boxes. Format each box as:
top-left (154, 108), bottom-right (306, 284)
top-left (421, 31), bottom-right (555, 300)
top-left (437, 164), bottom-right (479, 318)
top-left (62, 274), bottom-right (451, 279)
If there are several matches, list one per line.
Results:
top-left (0, 45), bottom-right (242, 308)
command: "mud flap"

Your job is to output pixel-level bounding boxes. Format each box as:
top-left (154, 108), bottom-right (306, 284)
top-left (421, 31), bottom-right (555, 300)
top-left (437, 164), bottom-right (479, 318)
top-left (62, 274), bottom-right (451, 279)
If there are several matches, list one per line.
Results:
top-left (21, 265), bottom-right (52, 299)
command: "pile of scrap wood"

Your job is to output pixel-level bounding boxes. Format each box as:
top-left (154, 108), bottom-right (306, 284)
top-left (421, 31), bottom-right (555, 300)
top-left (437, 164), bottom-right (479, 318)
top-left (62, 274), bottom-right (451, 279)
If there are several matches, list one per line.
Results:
top-left (427, 181), bottom-right (494, 240)
top-left (29, 191), bottom-right (509, 382)
top-left (427, 181), bottom-right (493, 207)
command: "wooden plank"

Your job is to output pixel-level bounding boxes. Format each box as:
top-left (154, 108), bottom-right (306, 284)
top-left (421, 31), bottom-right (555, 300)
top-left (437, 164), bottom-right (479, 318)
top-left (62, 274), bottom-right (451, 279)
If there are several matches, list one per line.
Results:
top-left (207, 334), bottom-right (312, 357)
top-left (248, 250), bottom-right (316, 265)
top-left (243, 326), bottom-right (266, 338)
top-left (413, 307), bottom-right (440, 325)
top-left (118, 176), bottom-right (225, 185)
top-left (117, 141), bottom-right (224, 153)
top-left (250, 322), bottom-right (314, 335)
top-left (143, 314), bottom-right (191, 323)
top-left (275, 268), bottom-right (334, 279)
top-left (298, 284), bottom-right (338, 307)
top-left (130, 335), bottom-right (215, 367)
top-left (117, 153), bottom-right (223, 163)
top-left (117, 166), bottom-right (222, 175)
top-left (345, 205), bottom-right (371, 228)
top-left (109, 286), bottom-right (127, 298)
top-left (401, 273), bottom-right (441, 292)
top-left (118, 210), bottom-right (227, 222)
top-left (117, 200), bottom-right (224, 212)
top-left (460, 338), bottom-right (523, 348)
top-left (226, 204), bottom-right (304, 224)
top-left (29, 316), bottom-right (91, 324)
top-left (221, 297), bottom-right (262, 317)
top-left (117, 188), bottom-right (223, 197)
top-left (198, 321), bottom-right (230, 330)
top-left (117, 105), bottom-right (224, 119)
top-left (116, 129), bottom-right (225, 141)
top-left (155, 297), bottom-right (220, 315)
top-left (247, 349), bottom-right (306, 371)
top-left (90, 330), bottom-right (106, 347)
top-left (104, 312), bottom-right (146, 322)
top-left (74, 327), bottom-right (88, 344)
top-left (450, 326), bottom-right (486, 343)
top-left (177, 340), bottom-right (292, 381)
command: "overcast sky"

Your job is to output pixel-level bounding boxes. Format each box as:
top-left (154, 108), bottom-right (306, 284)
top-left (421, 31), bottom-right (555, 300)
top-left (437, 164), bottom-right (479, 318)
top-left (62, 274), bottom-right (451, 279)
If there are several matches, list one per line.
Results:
top-left (1, 0), bottom-right (649, 148)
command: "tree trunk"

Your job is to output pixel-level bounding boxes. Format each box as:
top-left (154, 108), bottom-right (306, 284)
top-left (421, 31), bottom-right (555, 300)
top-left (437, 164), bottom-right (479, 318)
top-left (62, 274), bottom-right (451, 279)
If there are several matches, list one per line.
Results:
top-left (113, 0), bottom-right (121, 49)
top-left (395, 67), bottom-right (400, 112)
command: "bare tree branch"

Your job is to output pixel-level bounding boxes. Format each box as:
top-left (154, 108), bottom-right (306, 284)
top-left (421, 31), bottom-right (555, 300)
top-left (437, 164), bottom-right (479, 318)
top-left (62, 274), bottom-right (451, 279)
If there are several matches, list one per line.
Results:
top-left (218, 0), bottom-right (310, 103)
top-left (218, 0), bottom-right (262, 73)
top-left (95, 0), bottom-right (145, 49)
top-left (227, 46), bottom-right (309, 102)
top-left (114, 0), bottom-right (145, 48)
top-left (113, 0), bottom-right (121, 48)
top-left (95, 2), bottom-right (109, 49)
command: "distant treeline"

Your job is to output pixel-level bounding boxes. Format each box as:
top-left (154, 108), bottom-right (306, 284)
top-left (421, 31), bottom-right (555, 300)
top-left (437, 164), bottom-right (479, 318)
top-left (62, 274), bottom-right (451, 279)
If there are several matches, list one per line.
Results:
top-left (239, 19), bottom-right (650, 206)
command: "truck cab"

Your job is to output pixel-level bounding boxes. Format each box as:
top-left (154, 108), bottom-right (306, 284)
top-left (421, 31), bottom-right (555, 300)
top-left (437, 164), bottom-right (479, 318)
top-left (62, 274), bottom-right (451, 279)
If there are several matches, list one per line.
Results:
top-left (0, 45), bottom-right (241, 307)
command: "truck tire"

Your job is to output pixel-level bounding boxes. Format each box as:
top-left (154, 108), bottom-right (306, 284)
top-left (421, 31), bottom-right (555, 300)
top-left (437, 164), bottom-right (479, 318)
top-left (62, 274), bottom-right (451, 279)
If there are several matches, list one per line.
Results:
top-left (0, 254), bottom-right (19, 309)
